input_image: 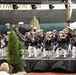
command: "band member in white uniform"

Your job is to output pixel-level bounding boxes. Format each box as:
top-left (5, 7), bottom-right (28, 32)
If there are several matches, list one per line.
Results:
top-left (28, 32), bottom-right (37, 57)
top-left (43, 31), bottom-right (53, 57)
top-left (56, 32), bottom-right (68, 57)
top-left (71, 35), bottom-right (76, 58)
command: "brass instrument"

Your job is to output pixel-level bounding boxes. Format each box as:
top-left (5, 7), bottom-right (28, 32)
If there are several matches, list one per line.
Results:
top-left (46, 34), bottom-right (52, 40)
top-left (59, 33), bottom-right (66, 40)
top-left (66, 0), bottom-right (73, 34)
top-left (61, 35), bottom-right (66, 39)
top-left (66, 26), bottom-right (73, 33)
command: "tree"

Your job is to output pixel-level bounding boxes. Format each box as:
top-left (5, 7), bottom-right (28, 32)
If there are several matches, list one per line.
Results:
top-left (7, 30), bottom-right (28, 73)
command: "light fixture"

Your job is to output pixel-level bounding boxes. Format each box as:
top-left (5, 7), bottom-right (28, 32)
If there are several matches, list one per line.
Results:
top-left (62, 0), bottom-right (68, 3)
top-left (65, 4), bottom-right (68, 9)
top-left (31, 5), bottom-right (37, 9)
top-left (49, 5), bottom-right (54, 9)
top-left (12, 4), bottom-right (18, 9)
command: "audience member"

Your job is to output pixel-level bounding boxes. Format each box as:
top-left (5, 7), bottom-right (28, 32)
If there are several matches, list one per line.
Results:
top-left (0, 62), bottom-right (10, 75)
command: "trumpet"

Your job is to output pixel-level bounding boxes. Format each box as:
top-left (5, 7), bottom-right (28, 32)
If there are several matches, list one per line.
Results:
top-left (60, 35), bottom-right (66, 39)
top-left (46, 34), bottom-right (52, 40)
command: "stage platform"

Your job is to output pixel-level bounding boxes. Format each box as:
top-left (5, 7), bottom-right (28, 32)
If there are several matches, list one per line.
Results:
top-left (0, 56), bottom-right (76, 73)
top-left (0, 47), bottom-right (76, 73)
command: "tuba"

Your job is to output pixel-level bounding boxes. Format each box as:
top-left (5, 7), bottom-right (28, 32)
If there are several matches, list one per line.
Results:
top-left (66, 26), bottom-right (73, 33)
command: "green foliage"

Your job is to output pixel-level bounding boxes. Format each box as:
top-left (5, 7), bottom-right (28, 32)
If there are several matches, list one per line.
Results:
top-left (7, 30), bottom-right (28, 71)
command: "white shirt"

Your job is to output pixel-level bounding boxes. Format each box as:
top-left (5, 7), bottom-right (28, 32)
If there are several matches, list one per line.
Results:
top-left (0, 71), bottom-right (10, 75)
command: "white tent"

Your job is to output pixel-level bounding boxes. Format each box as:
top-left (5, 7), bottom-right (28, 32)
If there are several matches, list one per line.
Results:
top-left (70, 21), bottom-right (76, 29)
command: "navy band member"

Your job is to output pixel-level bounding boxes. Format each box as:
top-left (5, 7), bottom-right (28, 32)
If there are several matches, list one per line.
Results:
top-left (43, 31), bottom-right (53, 57)
top-left (56, 32), bottom-right (68, 57)
top-left (71, 35), bottom-right (76, 58)
top-left (18, 22), bottom-right (31, 35)
top-left (28, 32), bottom-right (38, 57)
top-left (15, 22), bottom-right (32, 41)
top-left (4, 23), bottom-right (11, 35)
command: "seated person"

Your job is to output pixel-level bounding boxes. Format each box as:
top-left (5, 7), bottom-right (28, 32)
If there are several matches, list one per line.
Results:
top-left (0, 62), bottom-right (10, 75)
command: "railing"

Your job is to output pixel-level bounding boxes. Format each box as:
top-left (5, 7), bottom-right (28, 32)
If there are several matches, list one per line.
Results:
top-left (0, 0), bottom-right (42, 4)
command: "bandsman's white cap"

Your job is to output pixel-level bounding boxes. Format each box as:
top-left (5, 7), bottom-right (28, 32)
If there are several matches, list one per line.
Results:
top-left (59, 33), bottom-right (62, 36)
top-left (12, 25), bottom-right (15, 27)
top-left (36, 30), bottom-right (40, 33)
top-left (46, 31), bottom-right (52, 35)
top-left (27, 32), bottom-right (30, 35)
top-left (25, 32), bottom-right (30, 35)
top-left (59, 31), bottom-right (64, 34)
top-left (40, 29), bottom-right (43, 32)
top-left (6, 23), bottom-right (10, 26)
top-left (47, 31), bottom-right (52, 34)
top-left (36, 29), bottom-right (43, 33)
top-left (33, 27), bottom-right (37, 29)
top-left (18, 22), bottom-right (24, 25)
top-left (32, 32), bottom-right (36, 34)
top-left (53, 30), bottom-right (57, 32)
top-left (49, 31), bottom-right (52, 34)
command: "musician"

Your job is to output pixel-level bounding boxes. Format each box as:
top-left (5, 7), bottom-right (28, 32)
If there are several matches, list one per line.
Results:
top-left (12, 24), bottom-right (16, 30)
top-left (66, 26), bottom-right (73, 41)
top-left (18, 22), bottom-right (31, 35)
top-left (52, 30), bottom-right (58, 50)
top-left (33, 29), bottom-right (45, 56)
top-left (24, 32), bottom-right (31, 49)
top-left (4, 23), bottom-right (11, 35)
top-left (71, 35), bottom-right (76, 58)
top-left (36, 29), bottom-right (45, 49)
top-left (56, 32), bottom-right (68, 57)
top-left (28, 32), bottom-right (38, 57)
top-left (66, 26), bottom-right (73, 51)
top-left (43, 31), bottom-right (53, 57)
top-left (33, 27), bottom-right (37, 32)
top-left (2, 23), bottom-right (11, 47)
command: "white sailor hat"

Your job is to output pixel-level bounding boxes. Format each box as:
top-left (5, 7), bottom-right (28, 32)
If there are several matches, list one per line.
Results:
top-left (12, 25), bottom-right (15, 27)
top-left (59, 31), bottom-right (64, 34)
top-left (6, 23), bottom-right (10, 26)
top-left (32, 32), bottom-right (36, 34)
top-left (27, 32), bottom-right (30, 35)
top-left (53, 30), bottom-right (57, 32)
top-left (36, 30), bottom-right (40, 33)
top-left (47, 31), bottom-right (52, 34)
top-left (18, 22), bottom-right (24, 25)
top-left (49, 31), bottom-right (52, 34)
top-left (46, 31), bottom-right (51, 35)
top-left (33, 27), bottom-right (37, 29)
top-left (36, 29), bottom-right (43, 33)
top-left (39, 29), bottom-right (43, 32)
top-left (59, 33), bottom-right (62, 36)
top-left (25, 32), bottom-right (30, 35)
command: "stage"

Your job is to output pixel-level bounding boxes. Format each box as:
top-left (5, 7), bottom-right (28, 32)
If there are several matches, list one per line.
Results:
top-left (0, 56), bottom-right (76, 73)
top-left (0, 47), bottom-right (76, 73)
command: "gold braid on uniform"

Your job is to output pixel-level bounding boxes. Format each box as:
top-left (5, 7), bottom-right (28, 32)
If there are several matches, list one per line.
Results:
top-left (16, 28), bottom-right (26, 41)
